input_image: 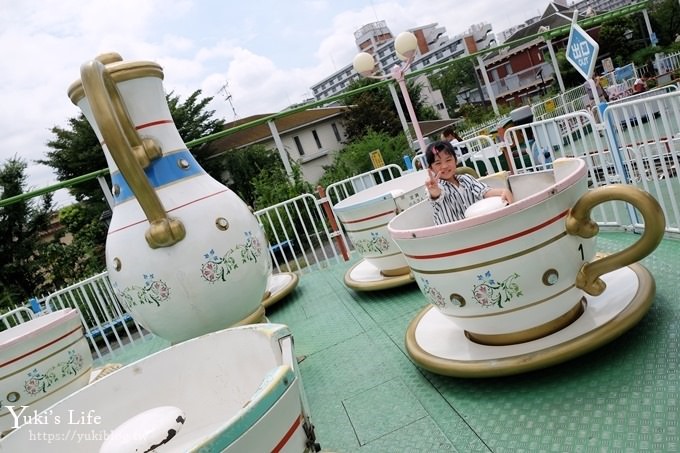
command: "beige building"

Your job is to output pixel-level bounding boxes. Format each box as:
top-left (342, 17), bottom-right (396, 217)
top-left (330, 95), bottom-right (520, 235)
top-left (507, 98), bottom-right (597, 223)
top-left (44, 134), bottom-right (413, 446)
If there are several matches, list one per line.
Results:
top-left (204, 107), bottom-right (348, 184)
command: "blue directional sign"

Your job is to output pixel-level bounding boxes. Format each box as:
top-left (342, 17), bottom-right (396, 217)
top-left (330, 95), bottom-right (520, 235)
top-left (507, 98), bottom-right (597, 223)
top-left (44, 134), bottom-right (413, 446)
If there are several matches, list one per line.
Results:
top-left (566, 23), bottom-right (599, 80)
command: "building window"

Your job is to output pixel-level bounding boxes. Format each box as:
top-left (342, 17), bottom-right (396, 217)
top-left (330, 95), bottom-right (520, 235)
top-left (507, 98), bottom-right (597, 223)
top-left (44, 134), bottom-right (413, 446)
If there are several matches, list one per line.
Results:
top-left (294, 136), bottom-right (304, 155)
top-left (312, 130), bottom-right (322, 149)
top-left (331, 123), bottom-right (342, 142)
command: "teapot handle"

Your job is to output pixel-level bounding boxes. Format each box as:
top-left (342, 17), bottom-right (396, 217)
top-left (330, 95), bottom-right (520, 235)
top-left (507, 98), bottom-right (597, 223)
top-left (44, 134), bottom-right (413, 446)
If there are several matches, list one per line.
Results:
top-left (565, 185), bottom-right (665, 295)
top-left (80, 59), bottom-right (185, 249)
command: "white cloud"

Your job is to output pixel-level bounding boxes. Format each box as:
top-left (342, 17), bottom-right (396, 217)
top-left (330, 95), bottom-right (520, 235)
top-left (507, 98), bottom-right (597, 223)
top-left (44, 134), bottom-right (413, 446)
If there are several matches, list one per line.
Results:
top-left (0, 0), bottom-right (547, 208)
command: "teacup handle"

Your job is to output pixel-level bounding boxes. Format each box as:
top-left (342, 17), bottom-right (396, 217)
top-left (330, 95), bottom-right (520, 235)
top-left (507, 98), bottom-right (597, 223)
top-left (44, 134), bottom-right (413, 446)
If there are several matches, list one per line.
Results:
top-left (80, 58), bottom-right (186, 249)
top-left (565, 185), bottom-right (665, 296)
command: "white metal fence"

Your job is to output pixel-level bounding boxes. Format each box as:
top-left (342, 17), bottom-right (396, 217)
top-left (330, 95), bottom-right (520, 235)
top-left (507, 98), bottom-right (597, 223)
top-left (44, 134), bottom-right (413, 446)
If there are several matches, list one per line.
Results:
top-left (532, 84), bottom-right (591, 121)
top-left (43, 272), bottom-right (148, 360)
top-left (253, 193), bottom-right (349, 274)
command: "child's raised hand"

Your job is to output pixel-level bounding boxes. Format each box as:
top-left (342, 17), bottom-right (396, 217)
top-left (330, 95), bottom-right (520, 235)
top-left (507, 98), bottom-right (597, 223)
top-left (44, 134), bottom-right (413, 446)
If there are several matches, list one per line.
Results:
top-left (425, 168), bottom-right (441, 199)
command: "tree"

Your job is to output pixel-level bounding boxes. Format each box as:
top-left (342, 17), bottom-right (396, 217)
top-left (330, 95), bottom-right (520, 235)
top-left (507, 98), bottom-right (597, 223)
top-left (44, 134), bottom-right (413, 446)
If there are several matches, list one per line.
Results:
top-left (650, 0), bottom-right (680, 47)
top-left (317, 130), bottom-right (410, 190)
top-left (0, 157), bottom-right (53, 309)
top-left (430, 58), bottom-right (480, 117)
top-left (341, 77), bottom-right (438, 142)
top-left (208, 144), bottom-right (287, 207)
top-left (598, 17), bottom-right (643, 68)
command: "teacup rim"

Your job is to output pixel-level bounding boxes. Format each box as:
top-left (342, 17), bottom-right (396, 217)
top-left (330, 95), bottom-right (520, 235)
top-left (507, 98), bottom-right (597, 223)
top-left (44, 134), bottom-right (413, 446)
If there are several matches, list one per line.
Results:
top-left (388, 158), bottom-right (587, 239)
top-left (332, 171), bottom-right (426, 212)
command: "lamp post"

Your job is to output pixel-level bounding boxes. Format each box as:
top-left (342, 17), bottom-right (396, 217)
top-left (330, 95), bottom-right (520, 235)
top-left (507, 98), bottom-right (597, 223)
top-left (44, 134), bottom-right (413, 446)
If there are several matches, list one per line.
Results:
top-left (353, 31), bottom-right (427, 153)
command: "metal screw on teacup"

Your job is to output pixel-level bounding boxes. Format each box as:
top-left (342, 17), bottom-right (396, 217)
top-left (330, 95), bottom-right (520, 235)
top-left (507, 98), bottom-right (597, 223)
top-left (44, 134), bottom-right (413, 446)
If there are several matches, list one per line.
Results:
top-left (215, 217), bottom-right (229, 231)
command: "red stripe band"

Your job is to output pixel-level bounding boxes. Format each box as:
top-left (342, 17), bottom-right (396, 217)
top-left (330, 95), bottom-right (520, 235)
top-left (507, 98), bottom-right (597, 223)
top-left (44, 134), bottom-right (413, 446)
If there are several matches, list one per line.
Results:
top-left (0, 325), bottom-right (83, 369)
top-left (135, 119), bottom-right (175, 130)
top-left (342, 210), bottom-right (395, 224)
top-left (406, 210), bottom-right (569, 260)
top-left (271, 414), bottom-right (303, 453)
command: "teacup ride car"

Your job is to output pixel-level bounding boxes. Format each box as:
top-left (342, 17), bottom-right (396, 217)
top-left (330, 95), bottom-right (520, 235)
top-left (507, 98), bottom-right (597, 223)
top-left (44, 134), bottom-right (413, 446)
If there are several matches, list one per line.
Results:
top-left (0, 309), bottom-right (92, 434)
top-left (262, 270), bottom-right (300, 308)
top-left (0, 323), bottom-right (320, 452)
top-left (331, 170), bottom-right (429, 291)
top-left (388, 158), bottom-right (665, 377)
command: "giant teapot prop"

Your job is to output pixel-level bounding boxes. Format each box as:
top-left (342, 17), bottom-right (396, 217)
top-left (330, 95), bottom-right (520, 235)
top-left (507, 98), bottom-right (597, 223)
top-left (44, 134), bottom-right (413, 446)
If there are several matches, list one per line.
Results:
top-left (68, 53), bottom-right (269, 343)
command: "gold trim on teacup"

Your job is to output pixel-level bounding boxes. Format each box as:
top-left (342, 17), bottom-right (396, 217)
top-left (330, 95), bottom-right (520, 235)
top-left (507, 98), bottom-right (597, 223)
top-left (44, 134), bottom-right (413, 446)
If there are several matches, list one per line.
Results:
top-left (344, 221), bottom-right (390, 233)
top-left (368, 251), bottom-right (402, 259)
top-left (344, 261), bottom-right (415, 291)
top-left (449, 284), bottom-right (576, 319)
top-left (542, 269), bottom-right (559, 286)
top-left (341, 209), bottom-right (395, 224)
top-left (464, 299), bottom-right (585, 346)
top-left (68, 53), bottom-right (164, 105)
top-left (450, 294), bottom-right (466, 307)
top-left (404, 262), bottom-right (655, 378)
top-left (381, 266), bottom-right (411, 277)
top-left (410, 232), bottom-right (567, 275)
top-left (232, 304), bottom-right (267, 326)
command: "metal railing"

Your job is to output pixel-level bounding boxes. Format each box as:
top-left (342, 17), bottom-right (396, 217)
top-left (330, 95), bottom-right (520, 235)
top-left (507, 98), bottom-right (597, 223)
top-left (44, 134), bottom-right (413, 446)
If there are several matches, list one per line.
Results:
top-left (532, 84), bottom-right (590, 121)
top-left (44, 272), bottom-right (148, 360)
top-left (254, 193), bottom-right (349, 274)
top-left (0, 306), bottom-right (34, 329)
top-left (657, 50), bottom-right (680, 75)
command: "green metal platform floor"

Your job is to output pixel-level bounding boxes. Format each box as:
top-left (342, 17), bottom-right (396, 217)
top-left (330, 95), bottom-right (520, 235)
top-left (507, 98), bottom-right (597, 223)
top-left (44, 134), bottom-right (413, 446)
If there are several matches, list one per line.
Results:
top-left (263, 232), bottom-right (679, 453)
top-left (94, 232), bottom-right (679, 452)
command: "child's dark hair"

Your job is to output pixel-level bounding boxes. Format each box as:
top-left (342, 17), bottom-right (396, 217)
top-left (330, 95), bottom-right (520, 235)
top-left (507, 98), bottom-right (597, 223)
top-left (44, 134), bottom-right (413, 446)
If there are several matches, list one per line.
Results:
top-left (425, 141), bottom-right (457, 167)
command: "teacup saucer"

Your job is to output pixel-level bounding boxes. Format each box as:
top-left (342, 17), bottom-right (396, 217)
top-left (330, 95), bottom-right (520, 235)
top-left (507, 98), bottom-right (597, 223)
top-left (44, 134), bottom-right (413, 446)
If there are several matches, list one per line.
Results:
top-left (405, 263), bottom-right (654, 377)
top-left (344, 259), bottom-right (415, 291)
top-left (262, 272), bottom-right (299, 308)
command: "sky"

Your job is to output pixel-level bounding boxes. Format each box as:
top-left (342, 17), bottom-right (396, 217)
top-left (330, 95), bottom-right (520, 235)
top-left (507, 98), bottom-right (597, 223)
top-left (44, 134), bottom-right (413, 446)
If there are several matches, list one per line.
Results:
top-left (0, 0), bottom-right (546, 207)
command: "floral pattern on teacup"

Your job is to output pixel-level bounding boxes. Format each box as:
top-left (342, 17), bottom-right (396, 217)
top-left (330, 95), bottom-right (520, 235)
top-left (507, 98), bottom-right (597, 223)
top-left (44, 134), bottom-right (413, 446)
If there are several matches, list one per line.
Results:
top-left (116, 274), bottom-right (171, 308)
top-left (23, 349), bottom-right (85, 396)
top-left (419, 278), bottom-right (446, 309)
top-left (353, 232), bottom-right (390, 255)
top-left (472, 271), bottom-right (522, 309)
top-left (200, 231), bottom-right (263, 283)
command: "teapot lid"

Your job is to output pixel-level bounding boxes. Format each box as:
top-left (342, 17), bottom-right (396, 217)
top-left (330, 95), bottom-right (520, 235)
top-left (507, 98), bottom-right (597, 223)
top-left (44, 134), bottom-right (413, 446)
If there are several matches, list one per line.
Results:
top-left (67, 52), bottom-right (164, 105)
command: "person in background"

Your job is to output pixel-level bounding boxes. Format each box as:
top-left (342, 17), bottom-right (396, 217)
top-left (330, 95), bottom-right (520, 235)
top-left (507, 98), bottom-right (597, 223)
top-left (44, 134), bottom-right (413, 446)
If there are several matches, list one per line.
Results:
top-left (424, 141), bottom-right (513, 225)
top-left (441, 126), bottom-right (467, 159)
top-left (593, 75), bottom-right (610, 102)
top-left (633, 76), bottom-right (647, 94)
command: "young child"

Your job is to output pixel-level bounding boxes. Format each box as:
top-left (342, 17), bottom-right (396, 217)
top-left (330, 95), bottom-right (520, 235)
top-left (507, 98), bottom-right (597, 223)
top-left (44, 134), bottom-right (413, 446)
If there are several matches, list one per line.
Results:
top-left (425, 141), bottom-right (513, 225)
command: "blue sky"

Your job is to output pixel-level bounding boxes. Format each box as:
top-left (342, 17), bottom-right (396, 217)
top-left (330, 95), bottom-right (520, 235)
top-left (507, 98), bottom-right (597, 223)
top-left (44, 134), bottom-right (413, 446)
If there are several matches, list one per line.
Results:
top-left (0, 0), bottom-right (546, 206)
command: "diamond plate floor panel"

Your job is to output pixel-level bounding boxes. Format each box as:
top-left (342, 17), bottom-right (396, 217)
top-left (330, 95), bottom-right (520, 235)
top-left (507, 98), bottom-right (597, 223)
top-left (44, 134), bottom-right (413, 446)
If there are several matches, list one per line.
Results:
top-left (265, 232), bottom-right (680, 452)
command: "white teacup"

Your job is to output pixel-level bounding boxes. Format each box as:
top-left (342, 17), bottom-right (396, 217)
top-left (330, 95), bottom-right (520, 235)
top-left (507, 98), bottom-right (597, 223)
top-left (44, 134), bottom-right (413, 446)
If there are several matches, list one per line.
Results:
top-left (388, 158), bottom-right (664, 345)
top-left (333, 171), bottom-right (428, 276)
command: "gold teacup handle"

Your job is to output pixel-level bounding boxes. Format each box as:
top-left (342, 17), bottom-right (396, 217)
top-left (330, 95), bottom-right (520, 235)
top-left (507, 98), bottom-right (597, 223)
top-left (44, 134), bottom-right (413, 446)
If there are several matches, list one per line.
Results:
top-left (80, 58), bottom-right (186, 249)
top-left (566, 185), bottom-right (665, 296)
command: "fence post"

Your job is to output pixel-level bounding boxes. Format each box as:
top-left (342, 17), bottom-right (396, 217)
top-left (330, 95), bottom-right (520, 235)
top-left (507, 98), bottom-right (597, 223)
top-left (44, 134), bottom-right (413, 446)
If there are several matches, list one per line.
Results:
top-left (316, 185), bottom-right (350, 261)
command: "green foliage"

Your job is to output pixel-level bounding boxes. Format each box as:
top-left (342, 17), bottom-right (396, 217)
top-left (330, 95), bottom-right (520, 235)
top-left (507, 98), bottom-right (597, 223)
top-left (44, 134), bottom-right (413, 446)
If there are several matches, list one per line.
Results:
top-left (430, 59), bottom-right (479, 117)
top-left (317, 130), bottom-right (410, 189)
top-left (252, 164), bottom-right (313, 211)
top-left (251, 164), bottom-right (315, 248)
top-left (650, 0), bottom-right (680, 47)
top-left (209, 145), bottom-right (286, 207)
top-left (0, 157), bottom-right (53, 308)
top-left (599, 17), bottom-right (645, 68)
top-left (554, 48), bottom-right (585, 89)
top-left (40, 113), bottom-right (107, 206)
top-left (341, 77), bottom-right (438, 142)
